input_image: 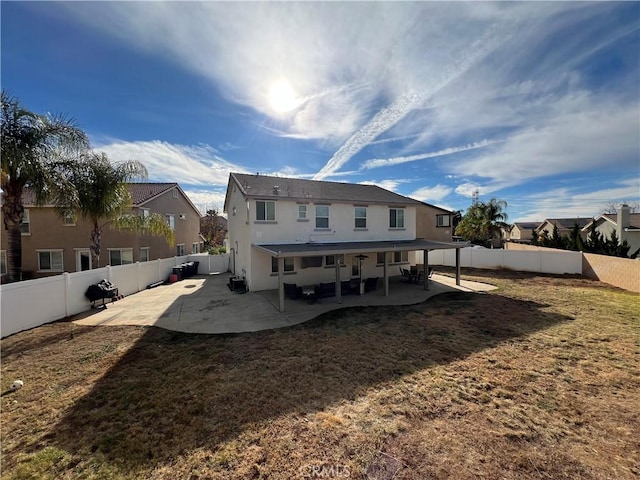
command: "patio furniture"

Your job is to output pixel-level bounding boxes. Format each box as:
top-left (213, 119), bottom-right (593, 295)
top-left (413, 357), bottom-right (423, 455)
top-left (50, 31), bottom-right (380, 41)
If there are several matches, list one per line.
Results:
top-left (301, 287), bottom-right (317, 304)
top-left (229, 277), bottom-right (247, 292)
top-left (283, 282), bottom-right (303, 300)
top-left (364, 277), bottom-right (378, 292)
top-left (314, 282), bottom-right (336, 299)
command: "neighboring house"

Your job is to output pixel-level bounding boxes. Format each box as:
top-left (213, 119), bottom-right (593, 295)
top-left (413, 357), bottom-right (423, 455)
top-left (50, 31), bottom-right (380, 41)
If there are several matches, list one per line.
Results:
top-left (223, 173), bottom-right (465, 310)
top-left (536, 218), bottom-right (592, 240)
top-left (582, 205), bottom-right (640, 256)
top-left (505, 222), bottom-right (540, 243)
top-left (416, 202), bottom-right (454, 242)
top-left (0, 183), bottom-right (202, 281)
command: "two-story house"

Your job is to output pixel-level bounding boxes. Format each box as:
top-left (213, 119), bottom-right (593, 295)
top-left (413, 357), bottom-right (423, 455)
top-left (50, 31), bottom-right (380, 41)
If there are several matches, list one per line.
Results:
top-left (504, 222), bottom-right (540, 243)
top-left (582, 205), bottom-right (640, 257)
top-left (1, 183), bottom-right (202, 281)
top-left (536, 218), bottom-right (592, 241)
top-left (223, 173), bottom-right (465, 311)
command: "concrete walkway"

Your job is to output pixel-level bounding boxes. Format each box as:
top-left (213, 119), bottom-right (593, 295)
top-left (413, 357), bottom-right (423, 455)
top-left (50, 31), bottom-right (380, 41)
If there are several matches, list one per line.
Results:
top-left (72, 273), bottom-right (496, 334)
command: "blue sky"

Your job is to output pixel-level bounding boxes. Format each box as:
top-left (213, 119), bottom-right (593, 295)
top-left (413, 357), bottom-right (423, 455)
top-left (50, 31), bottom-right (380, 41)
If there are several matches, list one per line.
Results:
top-left (2, 1), bottom-right (639, 221)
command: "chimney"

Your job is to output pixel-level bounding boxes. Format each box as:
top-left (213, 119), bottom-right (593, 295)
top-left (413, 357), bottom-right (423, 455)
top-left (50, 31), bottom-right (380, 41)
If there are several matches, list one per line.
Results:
top-left (617, 204), bottom-right (630, 243)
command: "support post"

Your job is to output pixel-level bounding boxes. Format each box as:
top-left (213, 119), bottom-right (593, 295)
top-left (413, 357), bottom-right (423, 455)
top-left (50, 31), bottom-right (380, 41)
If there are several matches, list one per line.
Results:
top-left (64, 272), bottom-right (70, 317)
top-left (384, 251), bottom-right (389, 296)
top-left (335, 257), bottom-right (342, 304)
top-left (278, 257), bottom-right (285, 313)
top-left (456, 248), bottom-right (461, 286)
top-left (423, 249), bottom-right (429, 290)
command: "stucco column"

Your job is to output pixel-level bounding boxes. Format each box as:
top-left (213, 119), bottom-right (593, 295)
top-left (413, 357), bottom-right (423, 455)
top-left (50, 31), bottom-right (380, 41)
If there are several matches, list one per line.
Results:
top-left (384, 251), bottom-right (389, 296)
top-left (278, 257), bottom-right (285, 313)
top-left (423, 249), bottom-right (429, 290)
top-left (335, 257), bottom-right (342, 304)
top-left (455, 248), bottom-right (461, 286)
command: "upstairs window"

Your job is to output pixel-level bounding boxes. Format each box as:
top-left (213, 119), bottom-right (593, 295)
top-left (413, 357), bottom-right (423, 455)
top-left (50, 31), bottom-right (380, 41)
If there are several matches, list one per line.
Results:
top-left (315, 205), bottom-right (329, 229)
top-left (21, 209), bottom-right (30, 234)
top-left (256, 201), bottom-right (276, 221)
top-left (63, 212), bottom-right (76, 226)
top-left (354, 207), bottom-right (367, 229)
top-left (389, 208), bottom-right (405, 228)
top-left (436, 214), bottom-right (450, 227)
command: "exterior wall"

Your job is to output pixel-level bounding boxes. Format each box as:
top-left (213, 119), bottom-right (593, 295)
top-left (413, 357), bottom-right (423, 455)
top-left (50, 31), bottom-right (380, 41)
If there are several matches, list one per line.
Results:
top-left (415, 204), bottom-right (452, 242)
top-left (0, 188), bottom-right (201, 279)
top-left (583, 253), bottom-right (639, 293)
top-left (225, 183), bottom-right (253, 281)
top-left (510, 225), bottom-right (534, 241)
top-left (249, 200), bottom-right (416, 245)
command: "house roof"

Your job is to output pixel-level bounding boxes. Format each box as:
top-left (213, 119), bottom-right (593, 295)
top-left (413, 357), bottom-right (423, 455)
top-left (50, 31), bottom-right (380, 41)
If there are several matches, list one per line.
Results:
top-left (254, 239), bottom-right (468, 258)
top-left (536, 218), bottom-right (592, 232)
top-left (513, 222), bottom-right (539, 231)
top-left (14, 183), bottom-right (201, 215)
top-left (227, 173), bottom-right (420, 208)
top-left (586, 212), bottom-right (640, 231)
top-left (127, 183), bottom-right (177, 205)
top-left (418, 201), bottom-right (453, 214)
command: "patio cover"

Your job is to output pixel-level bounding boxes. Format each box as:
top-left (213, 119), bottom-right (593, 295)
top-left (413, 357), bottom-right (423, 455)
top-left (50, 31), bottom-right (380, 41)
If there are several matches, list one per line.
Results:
top-left (254, 239), bottom-right (468, 313)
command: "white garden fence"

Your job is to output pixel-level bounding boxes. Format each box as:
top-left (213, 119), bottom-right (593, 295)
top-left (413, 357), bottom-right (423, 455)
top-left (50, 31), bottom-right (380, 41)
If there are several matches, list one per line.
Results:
top-left (424, 247), bottom-right (582, 275)
top-left (0, 253), bottom-right (229, 338)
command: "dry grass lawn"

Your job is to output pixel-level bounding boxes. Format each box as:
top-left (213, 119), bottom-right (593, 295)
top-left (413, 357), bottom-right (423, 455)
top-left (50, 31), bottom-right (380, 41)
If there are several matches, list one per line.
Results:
top-left (1, 269), bottom-right (639, 479)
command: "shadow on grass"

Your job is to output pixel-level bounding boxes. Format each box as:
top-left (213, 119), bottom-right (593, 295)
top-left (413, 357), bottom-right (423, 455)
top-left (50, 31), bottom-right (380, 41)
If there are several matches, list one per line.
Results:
top-left (52, 290), bottom-right (572, 470)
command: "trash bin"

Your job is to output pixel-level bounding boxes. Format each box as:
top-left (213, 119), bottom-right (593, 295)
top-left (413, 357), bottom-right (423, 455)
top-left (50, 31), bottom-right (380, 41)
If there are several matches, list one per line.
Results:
top-left (172, 265), bottom-right (184, 280)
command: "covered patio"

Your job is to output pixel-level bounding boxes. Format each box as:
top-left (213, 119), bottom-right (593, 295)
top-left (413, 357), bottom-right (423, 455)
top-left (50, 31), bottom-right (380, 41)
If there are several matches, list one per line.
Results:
top-left (254, 239), bottom-right (468, 313)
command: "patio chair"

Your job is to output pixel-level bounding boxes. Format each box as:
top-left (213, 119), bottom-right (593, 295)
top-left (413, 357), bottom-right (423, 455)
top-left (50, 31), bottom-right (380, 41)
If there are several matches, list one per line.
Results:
top-left (283, 282), bottom-right (303, 300)
top-left (364, 277), bottom-right (378, 292)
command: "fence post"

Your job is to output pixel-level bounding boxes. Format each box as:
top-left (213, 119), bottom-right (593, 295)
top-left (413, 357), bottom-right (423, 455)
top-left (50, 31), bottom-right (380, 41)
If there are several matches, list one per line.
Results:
top-left (64, 272), bottom-right (70, 317)
top-left (106, 265), bottom-right (112, 282)
top-left (208, 254), bottom-right (211, 274)
top-left (137, 262), bottom-right (142, 292)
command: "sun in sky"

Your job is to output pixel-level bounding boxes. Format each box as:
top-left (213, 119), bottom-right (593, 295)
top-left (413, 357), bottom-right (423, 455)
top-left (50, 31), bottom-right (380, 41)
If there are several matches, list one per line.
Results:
top-left (268, 79), bottom-right (300, 113)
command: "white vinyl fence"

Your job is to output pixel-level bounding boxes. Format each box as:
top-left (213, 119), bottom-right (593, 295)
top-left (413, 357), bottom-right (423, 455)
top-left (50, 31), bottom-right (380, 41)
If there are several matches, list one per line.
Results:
top-left (424, 247), bottom-right (582, 275)
top-left (0, 253), bottom-right (230, 338)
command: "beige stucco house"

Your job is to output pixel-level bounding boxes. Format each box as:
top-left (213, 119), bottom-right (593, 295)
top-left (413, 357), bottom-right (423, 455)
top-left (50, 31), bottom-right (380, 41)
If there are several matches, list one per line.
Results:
top-left (536, 218), bottom-right (592, 240)
top-left (223, 173), bottom-right (465, 312)
top-left (582, 205), bottom-right (640, 257)
top-left (1, 183), bottom-right (202, 280)
top-left (504, 222), bottom-right (540, 243)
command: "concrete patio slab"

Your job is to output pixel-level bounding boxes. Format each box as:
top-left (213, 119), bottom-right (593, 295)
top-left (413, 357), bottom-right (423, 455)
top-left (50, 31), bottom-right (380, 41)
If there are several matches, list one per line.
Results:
top-left (71, 273), bottom-right (497, 334)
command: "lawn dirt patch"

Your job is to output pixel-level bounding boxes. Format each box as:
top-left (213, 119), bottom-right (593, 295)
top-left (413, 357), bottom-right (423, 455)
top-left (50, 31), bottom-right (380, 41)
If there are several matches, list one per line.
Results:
top-left (2, 269), bottom-right (639, 479)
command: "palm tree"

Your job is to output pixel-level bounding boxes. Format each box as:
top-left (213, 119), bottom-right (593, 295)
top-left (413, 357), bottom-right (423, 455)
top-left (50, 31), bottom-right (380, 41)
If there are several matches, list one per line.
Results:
top-left (60, 151), bottom-right (175, 268)
top-left (1, 91), bottom-right (89, 282)
top-left (455, 197), bottom-right (510, 247)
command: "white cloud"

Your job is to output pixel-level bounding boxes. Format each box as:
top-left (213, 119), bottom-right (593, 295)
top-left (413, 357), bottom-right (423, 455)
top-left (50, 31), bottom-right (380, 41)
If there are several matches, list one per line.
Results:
top-left (182, 189), bottom-right (227, 216)
top-left (361, 139), bottom-right (501, 170)
top-left (409, 184), bottom-right (453, 202)
top-left (93, 139), bottom-right (247, 187)
top-left (358, 179), bottom-right (406, 192)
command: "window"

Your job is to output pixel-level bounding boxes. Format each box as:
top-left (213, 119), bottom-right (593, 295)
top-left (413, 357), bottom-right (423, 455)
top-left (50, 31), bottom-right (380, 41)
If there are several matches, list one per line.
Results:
top-left (325, 254), bottom-right (345, 268)
top-left (176, 244), bottom-right (185, 256)
top-left (392, 251), bottom-right (408, 263)
top-left (256, 201), bottom-right (276, 221)
top-left (63, 212), bottom-right (76, 226)
top-left (376, 252), bottom-right (385, 265)
top-left (389, 208), bottom-right (405, 228)
top-left (271, 257), bottom-right (294, 273)
top-left (315, 205), bottom-right (329, 229)
top-left (21, 209), bottom-right (30, 234)
top-left (354, 207), bottom-right (367, 229)
top-left (0, 250), bottom-right (6, 276)
top-left (436, 214), bottom-right (450, 227)
top-left (140, 208), bottom-right (150, 218)
top-left (38, 250), bottom-right (64, 271)
top-left (172, 188), bottom-right (178, 198)
top-left (139, 247), bottom-right (149, 262)
top-left (109, 249), bottom-right (133, 266)
top-left (298, 205), bottom-right (307, 220)
top-left (192, 242), bottom-right (199, 254)
top-left (166, 214), bottom-right (175, 230)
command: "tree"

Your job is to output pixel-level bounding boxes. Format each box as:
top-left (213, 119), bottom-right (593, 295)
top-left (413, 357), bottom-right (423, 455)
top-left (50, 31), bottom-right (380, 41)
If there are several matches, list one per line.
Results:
top-left (60, 152), bottom-right (175, 268)
top-left (200, 209), bottom-right (226, 250)
top-left (566, 222), bottom-right (584, 251)
top-left (1, 91), bottom-right (89, 282)
top-left (455, 198), bottom-right (510, 247)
